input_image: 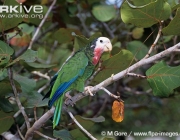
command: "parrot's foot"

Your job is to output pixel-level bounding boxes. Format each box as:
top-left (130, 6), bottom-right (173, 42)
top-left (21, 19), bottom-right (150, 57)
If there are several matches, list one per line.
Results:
top-left (84, 86), bottom-right (94, 96)
top-left (65, 92), bottom-right (75, 107)
top-left (65, 92), bottom-right (72, 99)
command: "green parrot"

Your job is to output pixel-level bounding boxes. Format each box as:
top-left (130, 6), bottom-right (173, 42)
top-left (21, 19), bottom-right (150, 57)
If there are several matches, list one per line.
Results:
top-left (43, 37), bottom-right (112, 128)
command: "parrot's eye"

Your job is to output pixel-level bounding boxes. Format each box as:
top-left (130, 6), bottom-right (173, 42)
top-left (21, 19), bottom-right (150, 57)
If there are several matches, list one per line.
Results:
top-left (100, 40), bottom-right (103, 43)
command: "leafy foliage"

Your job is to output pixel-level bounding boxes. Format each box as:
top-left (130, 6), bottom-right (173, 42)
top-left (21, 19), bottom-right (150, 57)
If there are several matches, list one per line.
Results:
top-left (146, 61), bottom-right (180, 97)
top-left (0, 0), bottom-right (180, 139)
top-left (92, 49), bottom-right (134, 84)
top-left (0, 111), bottom-right (14, 134)
top-left (0, 41), bottom-right (14, 67)
top-left (53, 129), bottom-right (73, 140)
top-left (92, 5), bottom-right (116, 22)
top-left (162, 7), bottom-right (180, 35)
top-left (0, 0), bottom-right (24, 31)
top-left (127, 41), bottom-right (148, 60)
top-left (121, 0), bottom-right (171, 27)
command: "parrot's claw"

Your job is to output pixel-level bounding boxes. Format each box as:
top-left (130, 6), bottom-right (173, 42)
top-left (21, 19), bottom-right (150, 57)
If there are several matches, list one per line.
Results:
top-left (64, 92), bottom-right (75, 107)
top-left (65, 92), bottom-right (72, 99)
top-left (84, 86), bottom-right (94, 96)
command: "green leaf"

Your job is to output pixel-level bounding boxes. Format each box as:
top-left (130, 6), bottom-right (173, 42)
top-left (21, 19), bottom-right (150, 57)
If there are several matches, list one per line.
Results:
top-left (121, 0), bottom-right (171, 27)
top-left (74, 34), bottom-right (89, 51)
top-left (166, 0), bottom-right (179, 8)
top-left (0, 41), bottom-right (14, 67)
top-left (0, 111), bottom-right (14, 134)
top-left (53, 129), bottom-right (73, 140)
top-left (21, 91), bottom-right (48, 108)
top-left (68, 5), bottom-right (78, 16)
top-left (0, 0), bottom-right (24, 32)
top-left (7, 23), bottom-right (35, 40)
top-left (0, 79), bottom-right (13, 96)
top-left (92, 49), bottom-right (134, 84)
top-left (0, 78), bottom-right (21, 96)
top-left (127, 41), bottom-right (148, 60)
top-left (26, 62), bottom-right (55, 68)
top-left (70, 129), bottom-right (88, 140)
top-left (52, 28), bottom-right (79, 44)
top-left (81, 116), bottom-right (105, 122)
top-left (132, 27), bottom-right (144, 39)
top-left (14, 74), bottom-right (36, 93)
top-left (0, 69), bottom-right (7, 81)
top-left (92, 5), bottom-right (116, 22)
top-left (74, 115), bottom-right (94, 130)
top-left (7, 49), bottom-right (37, 67)
top-left (162, 7), bottom-right (180, 35)
top-left (0, 97), bottom-right (13, 112)
top-left (146, 61), bottom-right (180, 97)
top-left (18, 49), bottom-right (38, 62)
top-left (73, 33), bottom-right (102, 51)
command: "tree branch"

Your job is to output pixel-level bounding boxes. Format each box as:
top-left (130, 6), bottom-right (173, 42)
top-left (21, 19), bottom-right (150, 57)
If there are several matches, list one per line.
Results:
top-left (25, 107), bottom-right (55, 140)
top-left (127, 73), bottom-right (146, 78)
top-left (28, 0), bottom-right (57, 49)
top-left (1, 131), bottom-right (21, 140)
top-left (68, 111), bottom-right (97, 140)
top-left (102, 23), bottom-right (115, 39)
top-left (100, 87), bottom-right (120, 99)
top-left (8, 68), bottom-right (31, 129)
top-left (143, 21), bottom-right (163, 59)
top-left (34, 131), bottom-right (56, 140)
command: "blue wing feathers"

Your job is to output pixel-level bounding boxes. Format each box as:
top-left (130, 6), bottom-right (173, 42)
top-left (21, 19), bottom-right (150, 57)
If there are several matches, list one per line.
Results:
top-left (48, 67), bottom-right (86, 128)
top-left (48, 75), bottom-right (78, 107)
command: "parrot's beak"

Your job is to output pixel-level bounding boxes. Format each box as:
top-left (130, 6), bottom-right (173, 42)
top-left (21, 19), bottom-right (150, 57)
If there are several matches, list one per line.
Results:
top-left (104, 41), bottom-right (112, 52)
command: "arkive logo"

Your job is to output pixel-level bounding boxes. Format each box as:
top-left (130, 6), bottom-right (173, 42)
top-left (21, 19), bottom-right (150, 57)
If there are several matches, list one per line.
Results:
top-left (0, 3), bottom-right (43, 13)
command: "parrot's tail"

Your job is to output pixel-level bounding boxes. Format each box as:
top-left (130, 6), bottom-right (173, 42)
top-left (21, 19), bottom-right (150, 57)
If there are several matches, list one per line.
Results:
top-left (53, 94), bottom-right (64, 128)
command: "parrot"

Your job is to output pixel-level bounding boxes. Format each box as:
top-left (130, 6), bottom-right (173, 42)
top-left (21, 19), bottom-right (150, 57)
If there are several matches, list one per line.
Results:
top-left (43, 37), bottom-right (112, 128)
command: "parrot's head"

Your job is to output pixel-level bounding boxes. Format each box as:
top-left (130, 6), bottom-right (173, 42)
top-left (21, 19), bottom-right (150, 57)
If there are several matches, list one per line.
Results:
top-left (90, 37), bottom-right (112, 65)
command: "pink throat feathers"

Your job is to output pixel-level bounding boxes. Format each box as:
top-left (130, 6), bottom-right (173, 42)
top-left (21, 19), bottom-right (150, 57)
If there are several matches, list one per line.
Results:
top-left (92, 47), bottom-right (103, 65)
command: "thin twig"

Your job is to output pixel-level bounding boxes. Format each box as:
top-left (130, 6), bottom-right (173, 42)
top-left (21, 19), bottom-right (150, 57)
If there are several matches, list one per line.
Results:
top-left (32, 71), bottom-right (50, 80)
top-left (86, 61), bottom-right (102, 86)
top-left (13, 110), bottom-right (21, 118)
top-left (143, 21), bottom-right (163, 59)
top-left (68, 111), bottom-right (97, 140)
top-left (38, 82), bottom-right (50, 93)
top-left (58, 49), bottom-right (75, 72)
top-left (16, 124), bottom-right (25, 140)
top-left (19, 118), bottom-right (34, 132)
top-left (77, 3), bottom-right (90, 37)
top-left (46, 41), bottom-right (58, 64)
top-left (123, 87), bottom-right (152, 95)
top-left (99, 87), bottom-right (120, 99)
top-left (94, 97), bottom-right (108, 117)
top-left (28, 0), bottom-right (57, 49)
top-left (102, 22), bottom-right (115, 38)
top-left (8, 68), bottom-right (30, 129)
top-left (34, 131), bottom-right (56, 140)
top-left (127, 73), bottom-right (147, 78)
top-left (34, 107), bottom-right (38, 121)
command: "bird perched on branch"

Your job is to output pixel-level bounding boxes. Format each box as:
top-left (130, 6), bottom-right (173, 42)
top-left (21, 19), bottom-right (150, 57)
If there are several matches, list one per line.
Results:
top-left (43, 37), bottom-right (112, 128)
